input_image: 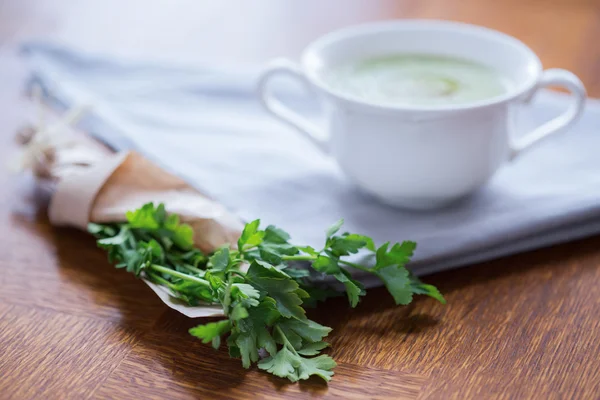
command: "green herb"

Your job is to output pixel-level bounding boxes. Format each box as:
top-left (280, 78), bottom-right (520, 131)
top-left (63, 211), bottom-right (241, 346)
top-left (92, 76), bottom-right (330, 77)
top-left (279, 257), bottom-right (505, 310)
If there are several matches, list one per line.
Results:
top-left (89, 202), bottom-right (445, 383)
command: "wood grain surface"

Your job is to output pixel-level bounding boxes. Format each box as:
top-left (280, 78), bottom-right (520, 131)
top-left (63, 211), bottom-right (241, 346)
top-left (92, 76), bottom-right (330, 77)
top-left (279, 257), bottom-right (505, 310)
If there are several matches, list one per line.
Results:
top-left (1, 1), bottom-right (600, 399)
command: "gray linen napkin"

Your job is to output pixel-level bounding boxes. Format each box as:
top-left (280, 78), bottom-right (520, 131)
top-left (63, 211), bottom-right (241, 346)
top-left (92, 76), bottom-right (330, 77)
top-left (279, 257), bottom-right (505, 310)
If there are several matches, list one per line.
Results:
top-left (22, 42), bottom-right (600, 277)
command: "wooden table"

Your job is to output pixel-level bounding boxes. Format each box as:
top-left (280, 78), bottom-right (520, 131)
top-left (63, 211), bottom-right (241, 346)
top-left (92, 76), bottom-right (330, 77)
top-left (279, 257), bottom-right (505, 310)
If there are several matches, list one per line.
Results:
top-left (1, 1), bottom-right (599, 399)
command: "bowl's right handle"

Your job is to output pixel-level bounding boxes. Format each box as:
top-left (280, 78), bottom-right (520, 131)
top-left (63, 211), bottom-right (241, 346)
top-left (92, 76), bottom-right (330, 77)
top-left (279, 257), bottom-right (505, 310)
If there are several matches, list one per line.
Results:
top-left (510, 69), bottom-right (586, 159)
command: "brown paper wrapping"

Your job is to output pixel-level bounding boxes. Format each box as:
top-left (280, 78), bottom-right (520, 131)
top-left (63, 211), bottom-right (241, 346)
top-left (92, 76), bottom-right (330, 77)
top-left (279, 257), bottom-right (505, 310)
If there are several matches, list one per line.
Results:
top-left (47, 150), bottom-right (245, 317)
top-left (13, 99), bottom-right (247, 317)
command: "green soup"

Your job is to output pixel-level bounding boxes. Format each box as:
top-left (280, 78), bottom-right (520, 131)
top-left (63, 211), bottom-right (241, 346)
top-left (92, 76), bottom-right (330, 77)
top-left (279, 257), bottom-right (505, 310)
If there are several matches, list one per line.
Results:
top-left (324, 54), bottom-right (510, 106)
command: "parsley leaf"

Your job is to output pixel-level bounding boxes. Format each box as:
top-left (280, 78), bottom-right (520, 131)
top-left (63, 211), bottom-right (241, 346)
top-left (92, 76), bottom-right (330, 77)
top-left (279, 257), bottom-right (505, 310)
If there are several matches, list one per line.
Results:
top-left (278, 319), bottom-right (332, 344)
top-left (258, 343), bottom-right (337, 382)
top-left (232, 299), bottom-right (279, 367)
top-left (246, 261), bottom-right (307, 321)
top-left (258, 324), bottom-right (337, 382)
top-left (312, 255), bottom-right (340, 274)
top-left (263, 225), bottom-right (291, 243)
top-left (328, 234), bottom-right (367, 256)
top-left (374, 241), bottom-right (416, 270)
top-left (209, 247), bottom-right (230, 270)
top-left (410, 274), bottom-right (446, 304)
top-left (257, 346), bottom-right (299, 380)
top-left (325, 219), bottom-right (344, 238)
top-left (126, 203), bottom-right (160, 230)
top-left (333, 270), bottom-right (364, 307)
top-left (189, 320), bottom-right (232, 349)
top-left (297, 341), bottom-right (330, 356)
top-left (90, 203), bottom-right (444, 384)
top-left (237, 219), bottom-right (264, 249)
top-left (375, 265), bottom-right (413, 305)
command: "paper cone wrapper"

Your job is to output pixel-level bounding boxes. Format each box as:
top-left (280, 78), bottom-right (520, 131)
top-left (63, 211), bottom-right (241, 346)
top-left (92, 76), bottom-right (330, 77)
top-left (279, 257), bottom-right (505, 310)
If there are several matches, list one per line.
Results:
top-left (48, 150), bottom-right (243, 317)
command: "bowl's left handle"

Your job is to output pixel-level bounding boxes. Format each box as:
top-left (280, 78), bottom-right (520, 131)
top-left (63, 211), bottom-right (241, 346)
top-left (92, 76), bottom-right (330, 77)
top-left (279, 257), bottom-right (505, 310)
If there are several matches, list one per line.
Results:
top-left (257, 59), bottom-right (329, 153)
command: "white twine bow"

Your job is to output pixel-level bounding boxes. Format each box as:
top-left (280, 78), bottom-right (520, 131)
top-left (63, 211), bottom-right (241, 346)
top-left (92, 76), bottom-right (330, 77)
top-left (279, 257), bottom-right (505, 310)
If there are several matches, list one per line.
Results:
top-left (11, 85), bottom-right (90, 180)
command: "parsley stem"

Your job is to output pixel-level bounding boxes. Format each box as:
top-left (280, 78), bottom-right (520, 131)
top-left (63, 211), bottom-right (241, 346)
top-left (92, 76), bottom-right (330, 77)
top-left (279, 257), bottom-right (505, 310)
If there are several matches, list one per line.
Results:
top-left (231, 270), bottom-right (246, 278)
top-left (222, 274), bottom-right (234, 317)
top-left (176, 264), bottom-right (206, 276)
top-left (283, 254), bottom-right (373, 274)
top-left (149, 264), bottom-right (211, 288)
top-left (274, 324), bottom-right (298, 354)
top-left (339, 260), bottom-right (372, 273)
top-left (282, 255), bottom-right (316, 262)
top-left (283, 254), bottom-right (372, 273)
top-left (146, 271), bottom-right (178, 291)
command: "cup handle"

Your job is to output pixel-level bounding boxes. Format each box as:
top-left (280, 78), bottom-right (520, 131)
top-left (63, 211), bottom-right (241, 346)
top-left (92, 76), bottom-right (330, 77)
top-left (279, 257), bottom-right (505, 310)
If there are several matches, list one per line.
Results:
top-left (510, 68), bottom-right (586, 159)
top-left (257, 59), bottom-right (328, 153)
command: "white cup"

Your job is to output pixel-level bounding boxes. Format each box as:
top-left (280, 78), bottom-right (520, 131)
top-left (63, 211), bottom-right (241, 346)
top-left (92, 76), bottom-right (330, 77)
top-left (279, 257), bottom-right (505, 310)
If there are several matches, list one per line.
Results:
top-left (257, 20), bottom-right (586, 209)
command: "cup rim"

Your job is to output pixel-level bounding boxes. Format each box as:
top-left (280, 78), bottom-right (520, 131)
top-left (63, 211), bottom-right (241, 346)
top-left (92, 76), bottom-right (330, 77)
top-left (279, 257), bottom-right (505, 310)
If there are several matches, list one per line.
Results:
top-left (301, 19), bottom-right (543, 112)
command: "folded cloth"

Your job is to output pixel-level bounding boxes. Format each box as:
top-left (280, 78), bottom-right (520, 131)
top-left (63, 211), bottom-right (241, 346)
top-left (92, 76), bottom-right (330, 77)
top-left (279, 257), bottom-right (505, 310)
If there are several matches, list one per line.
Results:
top-left (22, 42), bottom-right (600, 276)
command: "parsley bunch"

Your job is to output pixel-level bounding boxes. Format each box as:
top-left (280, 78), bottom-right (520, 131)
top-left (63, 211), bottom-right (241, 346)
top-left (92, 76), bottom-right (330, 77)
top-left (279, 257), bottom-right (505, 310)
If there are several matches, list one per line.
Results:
top-left (89, 203), bottom-right (444, 382)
